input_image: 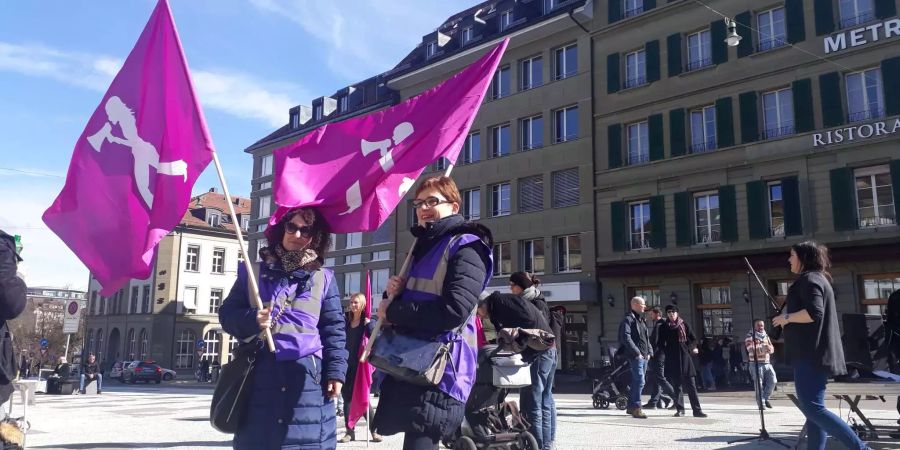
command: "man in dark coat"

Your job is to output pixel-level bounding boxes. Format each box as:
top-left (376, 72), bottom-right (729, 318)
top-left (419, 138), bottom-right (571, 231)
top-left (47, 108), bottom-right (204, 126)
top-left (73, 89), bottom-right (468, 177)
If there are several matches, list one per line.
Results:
top-left (0, 230), bottom-right (26, 409)
top-left (619, 296), bottom-right (651, 418)
top-left (659, 305), bottom-right (707, 417)
top-left (643, 306), bottom-right (674, 410)
top-left (80, 354), bottom-right (102, 394)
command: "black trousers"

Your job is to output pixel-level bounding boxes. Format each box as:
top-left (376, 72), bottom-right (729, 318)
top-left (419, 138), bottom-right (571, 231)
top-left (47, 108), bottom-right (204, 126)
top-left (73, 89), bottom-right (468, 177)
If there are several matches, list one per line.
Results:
top-left (646, 357), bottom-right (676, 405)
top-left (341, 364), bottom-right (375, 430)
top-left (669, 374), bottom-right (702, 413)
top-left (402, 432), bottom-right (439, 450)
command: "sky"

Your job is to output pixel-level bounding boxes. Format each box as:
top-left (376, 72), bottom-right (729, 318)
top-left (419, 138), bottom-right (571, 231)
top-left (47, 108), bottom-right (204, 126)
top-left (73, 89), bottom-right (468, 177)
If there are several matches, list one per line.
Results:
top-left (0, 0), bottom-right (475, 291)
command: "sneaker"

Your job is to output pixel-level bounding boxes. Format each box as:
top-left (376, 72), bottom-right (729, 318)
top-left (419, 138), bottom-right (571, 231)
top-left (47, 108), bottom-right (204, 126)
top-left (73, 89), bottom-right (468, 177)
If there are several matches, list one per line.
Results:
top-left (371, 432), bottom-right (383, 443)
top-left (693, 411), bottom-right (708, 418)
top-left (625, 406), bottom-right (635, 415)
top-left (630, 408), bottom-right (648, 419)
top-left (79, 389), bottom-right (86, 395)
top-left (674, 410), bottom-right (685, 417)
top-left (338, 431), bottom-right (354, 443)
top-left (764, 400), bottom-right (772, 409)
top-left (662, 397), bottom-right (672, 409)
top-left (642, 402), bottom-right (656, 410)
top-left (97, 390), bottom-right (102, 395)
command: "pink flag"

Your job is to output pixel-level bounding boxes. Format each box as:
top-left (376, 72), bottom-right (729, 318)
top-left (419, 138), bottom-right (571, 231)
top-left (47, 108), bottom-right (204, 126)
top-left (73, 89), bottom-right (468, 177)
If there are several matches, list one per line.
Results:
top-left (42, 0), bottom-right (213, 295)
top-left (347, 270), bottom-right (375, 430)
top-left (271, 39), bottom-right (509, 233)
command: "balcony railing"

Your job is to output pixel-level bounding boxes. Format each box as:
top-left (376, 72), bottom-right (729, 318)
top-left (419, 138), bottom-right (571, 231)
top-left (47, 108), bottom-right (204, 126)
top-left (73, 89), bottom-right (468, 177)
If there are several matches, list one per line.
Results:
top-left (771, 223), bottom-right (785, 237)
top-left (859, 215), bottom-right (897, 228)
top-left (685, 57), bottom-right (713, 72)
top-left (762, 125), bottom-right (795, 140)
top-left (696, 229), bottom-right (721, 244)
top-left (848, 107), bottom-right (885, 123)
top-left (689, 140), bottom-right (717, 154)
top-left (840, 11), bottom-right (875, 29)
top-left (554, 70), bottom-right (577, 81)
top-left (623, 5), bottom-right (644, 18)
top-left (624, 75), bottom-right (647, 89)
top-left (757, 37), bottom-right (787, 52)
top-left (626, 151), bottom-right (650, 166)
top-left (629, 237), bottom-right (652, 251)
top-left (555, 133), bottom-right (578, 143)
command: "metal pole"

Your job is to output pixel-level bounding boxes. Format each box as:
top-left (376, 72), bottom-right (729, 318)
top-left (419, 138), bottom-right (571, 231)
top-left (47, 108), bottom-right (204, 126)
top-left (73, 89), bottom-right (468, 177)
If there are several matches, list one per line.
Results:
top-left (64, 334), bottom-right (71, 361)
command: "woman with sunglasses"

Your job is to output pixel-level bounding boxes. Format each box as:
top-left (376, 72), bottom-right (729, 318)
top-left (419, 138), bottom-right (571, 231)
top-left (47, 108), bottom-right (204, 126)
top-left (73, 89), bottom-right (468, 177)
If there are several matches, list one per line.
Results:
top-left (219, 207), bottom-right (347, 450)
top-left (372, 176), bottom-right (493, 450)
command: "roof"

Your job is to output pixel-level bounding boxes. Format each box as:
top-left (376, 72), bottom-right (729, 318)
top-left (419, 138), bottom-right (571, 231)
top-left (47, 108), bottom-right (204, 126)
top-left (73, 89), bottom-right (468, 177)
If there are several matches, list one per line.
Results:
top-left (180, 190), bottom-right (251, 234)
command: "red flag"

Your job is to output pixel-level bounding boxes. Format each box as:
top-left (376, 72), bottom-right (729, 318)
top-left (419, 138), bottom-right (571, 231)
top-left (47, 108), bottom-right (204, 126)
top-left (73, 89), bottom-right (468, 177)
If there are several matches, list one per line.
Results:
top-left (347, 270), bottom-right (374, 429)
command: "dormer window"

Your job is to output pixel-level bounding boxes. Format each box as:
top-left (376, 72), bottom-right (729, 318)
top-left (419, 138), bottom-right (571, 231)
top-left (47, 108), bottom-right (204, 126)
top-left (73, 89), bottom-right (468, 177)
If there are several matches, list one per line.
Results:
top-left (426, 41), bottom-right (437, 58)
top-left (499, 10), bottom-right (513, 31)
top-left (462, 26), bottom-right (475, 44)
top-left (313, 105), bottom-right (323, 120)
top-left (207, 210), bottom-right (221, 227)
top-left (291, 112), bottom-right (299, 129)
top-left (338, 95), bottom-right (349, 113)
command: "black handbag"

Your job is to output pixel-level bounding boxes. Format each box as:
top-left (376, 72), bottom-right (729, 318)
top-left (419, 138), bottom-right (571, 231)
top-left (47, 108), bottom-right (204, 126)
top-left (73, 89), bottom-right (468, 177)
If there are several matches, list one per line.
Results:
top-left (210, 339), bottom-right (260, 433)
top-left (0, 322), bottom-right (18, 385)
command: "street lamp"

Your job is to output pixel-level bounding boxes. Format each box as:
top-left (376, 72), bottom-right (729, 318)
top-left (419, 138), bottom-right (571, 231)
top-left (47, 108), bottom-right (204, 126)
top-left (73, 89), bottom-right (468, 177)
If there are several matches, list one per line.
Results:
top-left (607, 294), bottom-right (615, 308)
top-left (725, 19), bottom-right (742, 47)
top-left (669, 292), bottom-right (678, 304)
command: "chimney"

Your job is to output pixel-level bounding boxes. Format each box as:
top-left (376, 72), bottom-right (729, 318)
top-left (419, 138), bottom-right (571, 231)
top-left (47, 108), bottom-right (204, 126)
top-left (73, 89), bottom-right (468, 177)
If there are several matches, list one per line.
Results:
top-left (209, 187), bottom-right (217, 193)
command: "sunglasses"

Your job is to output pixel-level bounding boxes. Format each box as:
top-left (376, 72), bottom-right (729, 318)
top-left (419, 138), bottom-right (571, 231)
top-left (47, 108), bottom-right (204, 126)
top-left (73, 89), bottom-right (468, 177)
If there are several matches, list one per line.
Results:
top-left (412, 196), bottom-right (452, 210)
top-left (284, 222), bottom-right (313, 238)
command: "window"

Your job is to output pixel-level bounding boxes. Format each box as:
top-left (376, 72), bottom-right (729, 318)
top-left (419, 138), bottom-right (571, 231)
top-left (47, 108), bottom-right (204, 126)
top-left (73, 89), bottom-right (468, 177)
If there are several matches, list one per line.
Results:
top-left (552, 168), bottom-right (579, 208)
top-left (338, 94), bottom-right (349, 113)
top-left (499, 10), bottom-right (513, 31)
top-left (313, 105), bottom-right (323, 120)
top-left (521, 239), bottom-right (545, 274)
top-left (96, 329), bottom-right (104, 356)
top-left (212, 248), bottom-right (225, 274)
top-left (544, 0), bottom-right (559, 13)
top-left (259, 181), bottom-right (272, 190)
top-left (762, 88), bottom-right (794, 139)
top-left (343, 272), bottom-right (361, 297)
top-left (126, 329), bottom-right (136, 360)
top-left (554, 44), bottom-right (577, 80)
top-left (689, 105), bottom-right (717, 153)
top-left (757, 7), bottom-right (787, 51)
top-left (463, 133), bottom-right (481, 164)
top-left (556, 235), bottom-right (582, 272)
top-left (491, 183), bottom-right (511, 217)
top-left (408, 200), bottom-right (419, 227)
top-left (491, 124), bottom-right (510, 157)
top-left (291, 112), bottom-right (300, 129)
top-left (434, 157), bottom-right (449, 172)
top-left (462, 188), bottom-right (481, 220)
top-left (630, 286), bottom-right (661, 307)
top-left (256, 239), bottom-right (268, 260)
top-left (624, 49), bottom-right (646, 88)
top-left (493, 242), bottom-right (511, 276)
top-left (260, 154), bottom-right (273, 177)
top-left (462, 26), bottom-right (475, 45)
top-left (256, 223), bottom-right (267, 232)
top-left (345, 254), bottom-right (362, 264)
top-left (521, 115), bottom-right (543, 150)
top-left (623, 0), bottom-right (644, 18)
top-left (846, 68), bottom-right (884, 122)
top-left (521, 56), bottom-right (543, 90)
top-left (182, 286), bottom-right (198, 313)
top-left (203, 330), bottom-right (221, 363)
top-left (425, 41), bottom-right (437, 58)
top-left (626, 121), bottom-right (649, 165)
top-left (371, 269), bottom-right (390, 309)
top-left (519, 176), bottom-right (544, 213)
top-left (371, 250), bottom-right (390, 261)
top-left (327, 234), bottom-right (337, 252)
top-left (324, 257), bottom-right (336, 267)
top-left (861, 274), bottom-right (900, 314)
top-left (207, 211), bottom-right (221, 227)
top-left (768, 182), bottom-right (785, 237)
top-left (698, 284), bottom-right (732, 337)
top-left (855, 165), bottom-right (896, 227)
top-left (175, 329), bottom-right (195, 369)
top-left (185, 245), bottom-right (200, 272)
top-left (554, 106), bottom-right (578, 143)
top-left (130, 286), bottom-right (139, 314)
top-left (210, 289), bottom-right (223, 314)
top-left (686, 29), bottom-right (712, 71)
top-left (839, 0), bottom-right (875, 28)
top-left (346, 232), bottom-right (362, 249)
top-left (492, 66), bottom-right (510, 100)
top-left (694, 192), bottom-right (721, 243)
top-left (257, 195), bottom-right (271, 217)
top-left (241, 216), bottom-right (250, 231)
top-left (142, 285), bottom-right (151, 314)
top-left (139, 329), bottom-right (148, 360)
top-left (629, 200), bottom-right (652, 250)
top-left (86, 329), bottom-right (94, 353)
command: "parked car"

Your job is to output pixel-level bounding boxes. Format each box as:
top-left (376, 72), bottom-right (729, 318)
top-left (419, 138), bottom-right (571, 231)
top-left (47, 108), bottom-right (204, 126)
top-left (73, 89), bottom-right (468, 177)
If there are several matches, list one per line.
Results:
top-left (110, 360), bottom-right (139, 381)
top-left (161, 367), bottom-right (176, 381)
top-left (122, 361), bottom-right (163, 384)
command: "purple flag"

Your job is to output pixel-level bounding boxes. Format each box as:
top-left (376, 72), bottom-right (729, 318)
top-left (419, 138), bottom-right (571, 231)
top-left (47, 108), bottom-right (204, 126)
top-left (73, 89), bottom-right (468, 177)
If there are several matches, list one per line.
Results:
top-left (42, 0), bottom-right (213, 295)
top-left (271, 39), bottom-right (509, 233)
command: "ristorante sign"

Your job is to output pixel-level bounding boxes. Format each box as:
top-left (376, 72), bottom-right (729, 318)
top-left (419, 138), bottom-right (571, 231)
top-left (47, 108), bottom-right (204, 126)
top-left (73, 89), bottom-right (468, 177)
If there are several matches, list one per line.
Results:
top-left (824, 18), bottom-right (900, 54)
top-left (813, 117), bottom-right (900, 147)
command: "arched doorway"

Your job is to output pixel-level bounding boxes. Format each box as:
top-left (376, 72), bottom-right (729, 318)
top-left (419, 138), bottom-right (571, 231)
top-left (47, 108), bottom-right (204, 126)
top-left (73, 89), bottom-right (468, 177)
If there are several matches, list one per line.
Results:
top-left (106, 328), bottom-right (121, 368)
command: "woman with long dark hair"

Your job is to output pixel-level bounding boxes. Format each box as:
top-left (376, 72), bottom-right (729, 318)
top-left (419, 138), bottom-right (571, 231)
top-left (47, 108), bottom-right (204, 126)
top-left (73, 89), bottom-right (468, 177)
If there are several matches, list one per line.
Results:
top-left (772, 241), bottom-right (870, 450)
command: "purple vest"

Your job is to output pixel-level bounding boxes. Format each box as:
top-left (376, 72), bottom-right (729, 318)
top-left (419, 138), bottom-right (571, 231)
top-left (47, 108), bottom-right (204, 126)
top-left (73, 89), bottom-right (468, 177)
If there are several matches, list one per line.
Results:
top-left (257, 264), bottom-right (333, 362)
top-left (398, 233), bottom-right (492, 403)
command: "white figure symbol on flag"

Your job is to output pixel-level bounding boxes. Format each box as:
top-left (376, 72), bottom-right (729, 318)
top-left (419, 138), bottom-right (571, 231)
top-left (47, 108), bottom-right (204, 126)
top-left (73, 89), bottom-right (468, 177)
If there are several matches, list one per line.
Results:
top-left (86, 96), bottom-right (188, 209)
top-left (340, 122), bottom-right (416, 216)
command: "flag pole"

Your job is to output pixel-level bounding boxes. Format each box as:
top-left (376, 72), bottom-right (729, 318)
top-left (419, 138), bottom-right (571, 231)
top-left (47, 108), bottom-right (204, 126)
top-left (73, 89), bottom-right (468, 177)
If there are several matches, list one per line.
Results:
top-left (360, 164), bottom-right (455, 362)
top-left (210, 151), bottom-right (276, 352)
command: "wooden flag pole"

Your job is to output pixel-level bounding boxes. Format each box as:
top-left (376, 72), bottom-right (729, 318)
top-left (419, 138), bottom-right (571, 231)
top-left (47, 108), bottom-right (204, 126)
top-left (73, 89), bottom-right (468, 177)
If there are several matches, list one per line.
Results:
top-left (210, 151), bottom-right (276, 352)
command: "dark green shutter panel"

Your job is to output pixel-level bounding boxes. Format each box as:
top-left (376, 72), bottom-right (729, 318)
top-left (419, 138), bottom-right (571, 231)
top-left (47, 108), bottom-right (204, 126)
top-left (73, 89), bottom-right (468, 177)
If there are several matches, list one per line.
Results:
top-left (883, 57), bottom-right (900, 116)
top-left (646, 40), bottom-right (660, 82)
top-left (715, 97), bottom-right (734, 148)
top-left (819, 72), bottom-right (845, 128)
top-left (645, 0), bottom-right (656, 10)
top-left (608, 124), bottom-right (623, 169)
top-left (674, 192), bottom-right (693, 247)
top-left (814, 0), bottom-right (835, 36)
top-left (650, 195), bottom-right (667, 248)
top-left (649, 114), bottom-right (665, 161)
top-left (611, 201), bottom-right (627, 252)
top-left (746, 180), bottom-right (769, 240)
top-left (735, 12), bottom-right (753, 58)
top-left (739, 91), bottom-right (759, 144)
top-left (830, 168), bottom-right (858, 231)
top-left (876, 0), bottom-right (897, 19)
top-left (667, 33), bottom-right (683, 77)
top-left (782, 176), bottom-right (803, 236)
top-left (607, 53), bottom-right (621, 94)
top-left (608, 0), bottom-right (622, 24)
top-left (710, 20), bottom-right (728, 64)
top-left (670, 108), bottom-right (686, 157)
top-left (892, 161), bottom-right (900, 221)
top-left (719, 185), bottom-right (738, 242)
top-left (785, 0), bottom-right (806, 44)
top-left (792, 79), bottom-right (814, 133)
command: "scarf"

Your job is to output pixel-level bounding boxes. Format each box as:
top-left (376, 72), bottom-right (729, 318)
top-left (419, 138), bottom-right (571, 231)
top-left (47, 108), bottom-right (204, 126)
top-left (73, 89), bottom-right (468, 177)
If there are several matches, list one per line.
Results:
top-left (746, 329), bottom-right (768, 342)
top-left (667, 318), bottom-right (687, 343)
top-left (521, 285), bottom-right (541, 302)
top-left (274, 244), bottom-right (318, 273)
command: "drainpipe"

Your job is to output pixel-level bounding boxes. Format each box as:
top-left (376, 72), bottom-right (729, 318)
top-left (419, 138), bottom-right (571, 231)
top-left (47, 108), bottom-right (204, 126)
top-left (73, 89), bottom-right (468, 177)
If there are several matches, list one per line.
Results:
top-left (170, 227), bottom-right (183, 371)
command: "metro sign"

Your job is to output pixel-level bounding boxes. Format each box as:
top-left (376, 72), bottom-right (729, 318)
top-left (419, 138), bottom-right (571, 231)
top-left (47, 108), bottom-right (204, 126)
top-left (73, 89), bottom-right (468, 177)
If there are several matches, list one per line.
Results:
top-left (824, 18), bottom-right (900, 54)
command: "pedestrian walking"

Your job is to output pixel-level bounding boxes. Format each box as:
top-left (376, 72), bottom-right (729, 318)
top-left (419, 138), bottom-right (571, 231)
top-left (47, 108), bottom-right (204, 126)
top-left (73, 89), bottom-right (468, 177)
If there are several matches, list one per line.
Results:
top-left (643, 306), bottom-right (674, 410)
top-left (618, 296), bottom-right (651, 419)
top-left (659, 305), bottom-right (707, 418)
top-left (745, 319), bottom-right (777, 408)
top-left (339, 292), bottom-right (382, 443)
top-left (698, 338), bottom-right (717, 391)
top-left (219, 206), bottom-right (347, 450)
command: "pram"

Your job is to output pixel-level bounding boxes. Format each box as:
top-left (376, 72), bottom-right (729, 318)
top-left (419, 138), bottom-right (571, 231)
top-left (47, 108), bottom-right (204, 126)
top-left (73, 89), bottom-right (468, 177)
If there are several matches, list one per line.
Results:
top-left (590, 350), bottom-right (632, 410)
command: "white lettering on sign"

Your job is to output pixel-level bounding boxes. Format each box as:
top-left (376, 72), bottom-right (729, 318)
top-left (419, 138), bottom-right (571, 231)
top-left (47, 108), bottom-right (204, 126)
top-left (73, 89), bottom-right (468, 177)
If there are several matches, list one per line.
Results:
top-left (824, 18), bottom-right (900, 54)
top-left (813, 118), bottom-right (900, 147)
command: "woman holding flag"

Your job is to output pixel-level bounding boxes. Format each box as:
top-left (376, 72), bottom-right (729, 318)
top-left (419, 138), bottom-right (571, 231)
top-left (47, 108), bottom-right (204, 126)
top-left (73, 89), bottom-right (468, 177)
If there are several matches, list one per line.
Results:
top-left (339, 292), bottom-right (382, 443)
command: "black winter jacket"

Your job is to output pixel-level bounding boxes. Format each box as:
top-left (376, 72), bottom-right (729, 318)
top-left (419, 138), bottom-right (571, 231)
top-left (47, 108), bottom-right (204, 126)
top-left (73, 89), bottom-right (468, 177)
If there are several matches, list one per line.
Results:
top-left (483, 292), bottom-right (551, 334)
top-left (783, 271), bottom-right (846, 376)
top-left (0, 231), bottom-right (26, 323)
top-left (618, 310), bottom-right (651, 359)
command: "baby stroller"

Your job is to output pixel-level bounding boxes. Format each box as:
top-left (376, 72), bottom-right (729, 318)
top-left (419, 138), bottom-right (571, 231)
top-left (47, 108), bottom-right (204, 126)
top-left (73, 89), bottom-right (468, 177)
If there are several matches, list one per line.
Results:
top-left (590, 350), bottom-right (632, 410)
top-left (444, 345), bottom-right (540, 450)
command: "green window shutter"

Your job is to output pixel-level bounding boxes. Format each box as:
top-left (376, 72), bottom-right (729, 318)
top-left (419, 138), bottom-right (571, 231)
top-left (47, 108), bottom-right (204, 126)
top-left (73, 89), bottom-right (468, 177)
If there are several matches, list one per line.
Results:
top-left (715, 97), bottom-right (735, 148)
top-left (819, 72), bottom-right (845, 128)
top-left (883, 57), bottom-right (900, 117)
top-left (649, 114), bottom-right (665, 161)
top-left (710, 20), bottom-right (728, 64)
top-left (830, 168), bottom-right (858, 231)
top-left (608, 124), bottom-right (623, 169)
top-left (674, 192), bottom-right (693, 247)
top-left (739, 91), bottom-right (759, 144)
top-left (792, 79), bottom-right (814, 133)
top-left (646, 40), bottom-right (660, 82)
top-left (608, 0), bottom-right (622, 24)
top-left (814, 0), bottom-right (835, 36)
top-left (782, 176), bottom-right (803, 236)
top-left (667, 33), bottom-right (683, 77)
top-left (719, 185), bottom-right (738, 242)
top-left (785, 0), bottom-right (806, 44)
top-left (746, 180), bottom-right (769, 240)
top-left (736, 12), bottom-right (753, 58)
top-left (876, 0), bottom-right (897, 19)
top-left (669, 108), bottom-right (686, 157)
top-left (892, 161), bottom-right (900, 221)
top-left (607, 53), bottom-right (621, 94)
top-left (644, 0), bottom-right (656, 10)
top-left (650, 195), bottom-right (667, 249)
top-left (611, 201), bottom-right (627, 252)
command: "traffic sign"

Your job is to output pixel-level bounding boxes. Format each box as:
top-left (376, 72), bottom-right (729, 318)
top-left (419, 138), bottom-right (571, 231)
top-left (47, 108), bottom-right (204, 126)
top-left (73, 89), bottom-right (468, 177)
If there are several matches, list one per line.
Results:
top-left (40, 338), bottom-right (49, 348)
top-left (196, 338), bottom-right (205, 349)
top-left (63, 300), bottom-right (81, 333)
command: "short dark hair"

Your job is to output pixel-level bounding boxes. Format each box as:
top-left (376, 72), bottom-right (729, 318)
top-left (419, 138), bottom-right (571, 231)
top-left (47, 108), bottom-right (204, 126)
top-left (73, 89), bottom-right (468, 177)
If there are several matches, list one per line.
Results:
top-left (649, 306), bottom-right (662, 315)
top-left (791, 241), bottom-right (831, 279)
top-left (753, 318), bottom-right (765, 324)
top-left (665, 304), bottom-right (678, 313)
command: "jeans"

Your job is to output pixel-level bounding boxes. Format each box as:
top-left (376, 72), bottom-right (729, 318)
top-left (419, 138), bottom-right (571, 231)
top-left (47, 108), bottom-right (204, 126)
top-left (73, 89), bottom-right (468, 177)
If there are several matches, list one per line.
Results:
top-left (79, 373), bottom-right (102, 392)
top-left (748, 361), bottom-right (777, 404)
top-left (646, 357), bottom-right (676, 405)
top-left (793, 360), bottom-right (870, 450)
top-left (701, 363), bottom-right (716, 389)
top-left (628, 356), bottom-right (647, 409)
top-left (522, 348), bottom-right (556, 450)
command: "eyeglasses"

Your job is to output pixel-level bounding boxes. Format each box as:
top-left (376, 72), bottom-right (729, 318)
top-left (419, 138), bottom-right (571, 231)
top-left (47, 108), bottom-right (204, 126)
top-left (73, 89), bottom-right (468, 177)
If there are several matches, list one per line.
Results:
top-left (412, 196), bottom-right (452, 210)
top-left (284, 222), bottom-right (313, 238)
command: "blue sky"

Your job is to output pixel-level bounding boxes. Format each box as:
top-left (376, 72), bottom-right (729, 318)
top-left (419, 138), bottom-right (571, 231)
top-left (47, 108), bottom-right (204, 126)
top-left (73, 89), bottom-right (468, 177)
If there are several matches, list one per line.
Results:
top-left (0, 0), bottom-right (474, 290)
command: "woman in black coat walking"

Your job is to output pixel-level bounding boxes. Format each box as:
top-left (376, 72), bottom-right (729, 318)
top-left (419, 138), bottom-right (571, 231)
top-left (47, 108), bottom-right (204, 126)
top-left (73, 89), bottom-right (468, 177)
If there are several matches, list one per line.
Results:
top-left (659, 305), bottom-right (707, 418)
